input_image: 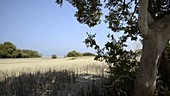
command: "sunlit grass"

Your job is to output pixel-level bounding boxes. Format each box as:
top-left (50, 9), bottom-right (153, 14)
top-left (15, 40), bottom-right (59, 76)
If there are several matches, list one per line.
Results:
top-left (0, 57), bottom-right (107, 76)
top-left (0, 57), bottom-right (109, 96)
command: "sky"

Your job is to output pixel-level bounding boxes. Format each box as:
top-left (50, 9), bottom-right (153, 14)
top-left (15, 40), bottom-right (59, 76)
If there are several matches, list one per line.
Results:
top-left (0, 0), bottom-right (140, 57)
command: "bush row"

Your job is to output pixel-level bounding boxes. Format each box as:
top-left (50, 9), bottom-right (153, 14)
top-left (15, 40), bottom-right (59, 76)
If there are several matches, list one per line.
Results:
top-left (0, 42), bottom-right (41, 58)
top-left (67, 50), bottom-right (96, 57)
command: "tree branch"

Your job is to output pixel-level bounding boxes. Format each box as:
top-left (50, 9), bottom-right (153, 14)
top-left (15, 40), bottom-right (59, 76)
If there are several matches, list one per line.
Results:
top-left (138, 0), bottom-right (153, 37)
top-left (151, 14), bottom-right (170, 40)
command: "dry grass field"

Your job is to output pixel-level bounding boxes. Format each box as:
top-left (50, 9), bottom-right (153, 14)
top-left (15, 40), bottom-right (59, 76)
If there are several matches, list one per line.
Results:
top-left (0, 57), bottom-right (110, 96)
top-left (0, 56), bottom-right (107, 77)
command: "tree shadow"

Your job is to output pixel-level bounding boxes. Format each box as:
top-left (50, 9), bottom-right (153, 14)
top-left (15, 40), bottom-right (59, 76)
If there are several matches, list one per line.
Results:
top-left (0, 69), bottom-right (106, 96)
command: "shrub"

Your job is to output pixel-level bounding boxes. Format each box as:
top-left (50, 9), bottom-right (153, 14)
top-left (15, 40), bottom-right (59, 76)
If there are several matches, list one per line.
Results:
top-left (52, 54), bottom-right (57, 59)
top-left (0, 42), bottom-right (42, 58)
top-left (67, 50), bottom-right (83, 57)
top-left (83, 52), bottom-right (96, 56)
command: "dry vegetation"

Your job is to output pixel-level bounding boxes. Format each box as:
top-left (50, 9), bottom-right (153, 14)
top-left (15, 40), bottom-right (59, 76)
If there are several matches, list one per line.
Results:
top-left (0, 57), bottom-right (110, 96)
top-left (0, 57), bottom-right (107, 76)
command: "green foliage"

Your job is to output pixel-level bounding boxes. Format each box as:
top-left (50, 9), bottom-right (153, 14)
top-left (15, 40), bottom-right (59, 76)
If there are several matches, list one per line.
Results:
top-left (56, 0), bottom-right (170, 95)
top-left (17, 49), bottom-right (41, 58)
top-left (0, 42), bottom-right (17, 58)
top-left (67, 50), bottom-right (83, 57)
top-left (148, 0), bottom-right (170, 20)
top-left (0, 42), bottom-right (41, 58)
top-left (56, 0), bottom-right (102, 27)
top-left (56, 1), bottom-right (139, 95)
top-left (85, 33), bottom-right (139, 95)
top-left (52, 54), bottom-right (57, 59)
top-left (82, 52), bottom-right (96, 56)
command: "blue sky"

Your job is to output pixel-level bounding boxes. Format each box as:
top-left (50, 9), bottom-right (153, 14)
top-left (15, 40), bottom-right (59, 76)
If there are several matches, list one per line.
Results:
top-left (0, 0), bottom-right (139, 57)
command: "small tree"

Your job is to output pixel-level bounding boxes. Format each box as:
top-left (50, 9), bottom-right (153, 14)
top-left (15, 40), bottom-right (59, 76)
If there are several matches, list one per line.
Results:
top-left (0, 42), bottom-right (17, 58)
top-left (56, 0), bottom-right (170, 95)
top-left (67, 50), bottom-right (83, 57)
top-left (52, 54), bottom-right (57, 59)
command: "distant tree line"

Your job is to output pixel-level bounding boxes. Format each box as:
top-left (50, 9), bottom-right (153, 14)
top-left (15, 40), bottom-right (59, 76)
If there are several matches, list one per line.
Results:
top-left (0, 42), bottom-right (41, 58)
top-left (82, 52), bottom-right (96, 56)
top-left (67, 50), bottom-right (96, 57)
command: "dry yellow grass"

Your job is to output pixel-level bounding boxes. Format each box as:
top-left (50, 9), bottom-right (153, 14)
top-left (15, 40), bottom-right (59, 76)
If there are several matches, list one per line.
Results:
top-left (0, 57), bottom-right (107, 77)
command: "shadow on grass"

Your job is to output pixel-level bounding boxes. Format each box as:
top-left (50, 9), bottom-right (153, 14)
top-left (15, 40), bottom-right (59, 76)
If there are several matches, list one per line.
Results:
top-left (0, 69), bottom-right (108, 96)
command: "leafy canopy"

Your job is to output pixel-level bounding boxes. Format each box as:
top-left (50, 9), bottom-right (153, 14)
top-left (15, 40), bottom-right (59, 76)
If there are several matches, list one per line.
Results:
top-left (0, 42), bottom-right (41, 58)
top-left (67, 50), bottom-right (83, 57)
top-left (56, 0), bottom-right (139, 95)
top-left (56, 0), bottom-right (170, 95)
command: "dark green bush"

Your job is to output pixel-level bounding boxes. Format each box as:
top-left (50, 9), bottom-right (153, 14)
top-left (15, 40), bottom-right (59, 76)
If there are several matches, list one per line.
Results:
top-left (0, 42), bottom-right (42, 58)
top-left (0, 42), bottom-right (17, 58)
top-left (67, 50), bottom-right (83, 57)
top-left (52, 54), bottom-right (57, 59)
top-left (83, 52), bottom-right (96, 56)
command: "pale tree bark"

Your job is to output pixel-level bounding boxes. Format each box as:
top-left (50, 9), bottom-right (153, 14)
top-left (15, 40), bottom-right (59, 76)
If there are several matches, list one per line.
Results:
top-left (133, 32), bottom-right (167, 96)
top-left (138, 0), bottom-right (152, 37)
top-left (133, 0), bottom-right (170, 96)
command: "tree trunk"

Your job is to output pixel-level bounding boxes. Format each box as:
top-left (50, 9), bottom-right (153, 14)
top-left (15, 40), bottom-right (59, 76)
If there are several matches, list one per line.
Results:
top-left (159, 47), bottom-right (170, 84)
top-left (133, 32), bottom-right (167, 96)
top-left (133, 0), bottom-right (170, 95)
